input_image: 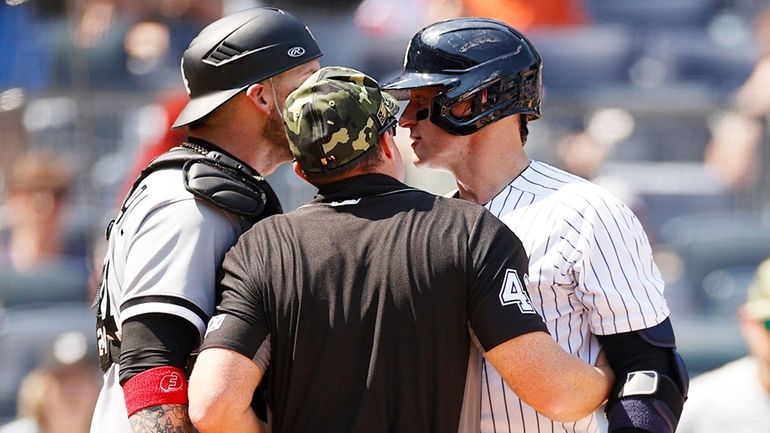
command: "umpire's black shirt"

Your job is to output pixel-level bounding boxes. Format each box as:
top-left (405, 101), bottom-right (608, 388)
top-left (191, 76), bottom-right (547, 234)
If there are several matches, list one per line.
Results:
top-left (201, 174), bottom-right (547, 433)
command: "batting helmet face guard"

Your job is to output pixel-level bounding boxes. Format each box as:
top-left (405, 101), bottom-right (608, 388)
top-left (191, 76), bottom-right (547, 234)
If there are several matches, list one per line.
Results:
top-left (172, 7), bottom-right (323, 128)
top-left (383, 18), bottom-right (542, 136)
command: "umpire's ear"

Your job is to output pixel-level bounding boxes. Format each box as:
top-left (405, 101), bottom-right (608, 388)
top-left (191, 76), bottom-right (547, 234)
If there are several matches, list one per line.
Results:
top-left (244, 83), bottom-right (271, 116)
top-left (292, 161), bottom-right (310, 184)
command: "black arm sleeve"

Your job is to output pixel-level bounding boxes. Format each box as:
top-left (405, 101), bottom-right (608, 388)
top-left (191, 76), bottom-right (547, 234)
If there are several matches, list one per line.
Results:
top-left (597, 318), bottom-right (688, 433)
top-left (597, 332), bottom-right (680, 393)
top-left (118, 313), bottom-right (199, 385)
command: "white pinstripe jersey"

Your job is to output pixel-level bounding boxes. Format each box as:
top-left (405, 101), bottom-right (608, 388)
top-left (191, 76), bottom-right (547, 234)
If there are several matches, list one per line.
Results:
top-left (479, 161), bottom-right (670, 433)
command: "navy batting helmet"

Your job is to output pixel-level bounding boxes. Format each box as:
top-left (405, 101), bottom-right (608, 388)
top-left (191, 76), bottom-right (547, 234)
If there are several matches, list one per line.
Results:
top-left (383, 18), bottom-right (542, 136)
top-left (172, 7), bottom-right (322, 128)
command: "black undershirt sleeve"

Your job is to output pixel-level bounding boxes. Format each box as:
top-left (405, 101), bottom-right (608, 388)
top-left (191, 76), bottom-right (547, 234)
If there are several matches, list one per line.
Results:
top-left (118, 313), bottom-right (199, 385)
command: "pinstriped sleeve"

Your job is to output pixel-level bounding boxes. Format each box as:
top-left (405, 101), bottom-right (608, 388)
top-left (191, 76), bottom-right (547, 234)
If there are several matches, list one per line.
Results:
top-left (569, 189), bottom-right (670, 335)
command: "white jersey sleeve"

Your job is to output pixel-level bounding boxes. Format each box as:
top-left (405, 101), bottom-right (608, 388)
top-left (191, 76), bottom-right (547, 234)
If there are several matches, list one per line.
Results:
top-left (565, 183), bottom-right (670, 335)
top-left (102, 168), bottom-right (247, 341)
top-left (120, 198), bottom-right (243, 337)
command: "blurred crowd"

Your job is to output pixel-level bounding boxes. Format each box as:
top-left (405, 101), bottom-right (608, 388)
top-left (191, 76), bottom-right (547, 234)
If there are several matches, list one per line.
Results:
top-left (3, 0), bottom-right (770, 430)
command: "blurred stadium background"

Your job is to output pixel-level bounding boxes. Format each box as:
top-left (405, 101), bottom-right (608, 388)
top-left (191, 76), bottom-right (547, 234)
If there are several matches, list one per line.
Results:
top-left (2, 0), bottom-right (770, 427)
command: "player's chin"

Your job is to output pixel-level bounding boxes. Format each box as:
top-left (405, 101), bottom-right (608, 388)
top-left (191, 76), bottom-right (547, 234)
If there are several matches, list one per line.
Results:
top-left (411, 149), bottom-right (431, 168)
top-left (412, 154), bottom-right (424, 167)
top-left (412, 154), bottom-right (445, 171)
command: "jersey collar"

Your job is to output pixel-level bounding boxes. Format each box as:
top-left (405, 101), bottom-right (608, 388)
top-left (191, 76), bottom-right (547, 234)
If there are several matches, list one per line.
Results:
top-left (506, 161), bottom-right (535, 192)
top-left (313, 174), bottom-right (413, 204)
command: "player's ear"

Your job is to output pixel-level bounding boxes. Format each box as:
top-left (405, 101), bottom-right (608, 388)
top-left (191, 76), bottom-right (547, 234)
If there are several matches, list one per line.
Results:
top-left (244, 83), bottom-right (271, 116)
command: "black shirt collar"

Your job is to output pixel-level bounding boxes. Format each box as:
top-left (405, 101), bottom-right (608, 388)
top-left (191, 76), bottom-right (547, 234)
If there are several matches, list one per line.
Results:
top-left (313, 174), bottom-right (412, 203)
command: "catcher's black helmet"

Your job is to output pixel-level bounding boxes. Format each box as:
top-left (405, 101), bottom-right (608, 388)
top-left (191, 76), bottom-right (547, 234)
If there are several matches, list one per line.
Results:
top-left (383, 18), bottom-right (542, 136)
top-left (172, 7), bottom-right (322, 128)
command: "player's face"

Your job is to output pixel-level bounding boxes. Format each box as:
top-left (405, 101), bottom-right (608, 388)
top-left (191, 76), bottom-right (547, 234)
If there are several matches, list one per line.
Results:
top-left (398, 87), bottom-right (470, 170)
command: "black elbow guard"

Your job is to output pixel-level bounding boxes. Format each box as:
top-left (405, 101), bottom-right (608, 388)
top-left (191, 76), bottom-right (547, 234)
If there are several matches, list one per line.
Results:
top-left (598, 318), bottom-right (689, 433)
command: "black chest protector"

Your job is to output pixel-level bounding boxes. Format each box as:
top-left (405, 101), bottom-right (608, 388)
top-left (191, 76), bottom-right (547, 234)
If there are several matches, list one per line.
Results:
top-left (112, 141), bottom-right (282, 234)
top-left (96, 140), bottom-right (282, 372)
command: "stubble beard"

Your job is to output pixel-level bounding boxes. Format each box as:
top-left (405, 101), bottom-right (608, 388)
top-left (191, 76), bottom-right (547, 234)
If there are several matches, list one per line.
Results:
top-left (263, 106), bottom-right (294, 163)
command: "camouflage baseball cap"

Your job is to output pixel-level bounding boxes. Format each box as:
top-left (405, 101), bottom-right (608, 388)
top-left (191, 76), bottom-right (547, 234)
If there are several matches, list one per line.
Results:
top-left (282, 66), bottom-right (399, 172)
top-left (746, 258), bottom-right (770, 321)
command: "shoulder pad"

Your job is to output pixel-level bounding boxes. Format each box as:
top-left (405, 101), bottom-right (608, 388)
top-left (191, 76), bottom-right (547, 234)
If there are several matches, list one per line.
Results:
top-left (112, 145), bottom-right (281, 236)
top-left (183, 155), bottom-right (268, 218)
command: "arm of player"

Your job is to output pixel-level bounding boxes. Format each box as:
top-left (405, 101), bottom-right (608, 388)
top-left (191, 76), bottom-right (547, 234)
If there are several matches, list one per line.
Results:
top-left (113, 196), bottom-right (246, 433)
top-left (128, 405), bottom-right (192, 433)
top-left (188, 347), bottom-right (265, 433)
top-left (466, 210), bottom-right (613, 421)
top-left (573, 197), bottom-right (687, 432)
top-left (118, 315), bottom-right (199, 433)
top-left (186, 230), bottom-right (271, 433)
top-left (484, 331), bottom-right (614, 422)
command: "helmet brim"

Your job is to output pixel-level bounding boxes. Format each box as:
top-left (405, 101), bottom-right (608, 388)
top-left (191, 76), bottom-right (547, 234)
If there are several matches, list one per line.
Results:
top-left (381, 72), bottom-right (456, 95)
top-left (171, 86), bottom-right (246, 129)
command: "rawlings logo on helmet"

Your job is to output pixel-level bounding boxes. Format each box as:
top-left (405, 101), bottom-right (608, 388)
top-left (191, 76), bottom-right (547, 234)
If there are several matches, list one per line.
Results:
top-left (287, 46), bottom-right (306, 57)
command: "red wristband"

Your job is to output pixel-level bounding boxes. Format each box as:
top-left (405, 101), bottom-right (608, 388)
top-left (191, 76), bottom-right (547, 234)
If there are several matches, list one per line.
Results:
top-left (123, 366), bottom-right (188, 417)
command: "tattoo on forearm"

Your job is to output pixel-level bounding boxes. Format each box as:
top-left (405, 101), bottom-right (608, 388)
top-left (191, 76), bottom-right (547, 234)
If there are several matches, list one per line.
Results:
top-left (128, 404), bottom-right (193, 433)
